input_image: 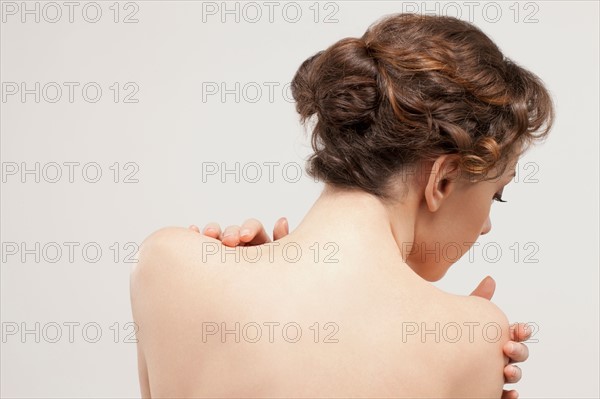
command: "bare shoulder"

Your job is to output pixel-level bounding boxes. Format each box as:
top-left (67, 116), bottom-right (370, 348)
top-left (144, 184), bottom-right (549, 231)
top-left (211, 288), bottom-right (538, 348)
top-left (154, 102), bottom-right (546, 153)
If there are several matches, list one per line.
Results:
top-left (131, 226), bottom-right (219, 282)
top-left (462, 294), bottom-right (511, 330)
top-left (129, 226), bottom-right (229, 340)
top-left (129, 226), bottom-right (225, 316)
top-left (423, 283), bottom-right (511, 338)
top-left (134, 226), bottom-right (215, 266)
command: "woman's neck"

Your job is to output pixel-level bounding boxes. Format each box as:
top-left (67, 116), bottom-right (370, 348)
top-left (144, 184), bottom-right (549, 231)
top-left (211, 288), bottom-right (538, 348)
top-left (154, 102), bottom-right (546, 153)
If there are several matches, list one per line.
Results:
top-left (287, 185), bottom-right (417, 263)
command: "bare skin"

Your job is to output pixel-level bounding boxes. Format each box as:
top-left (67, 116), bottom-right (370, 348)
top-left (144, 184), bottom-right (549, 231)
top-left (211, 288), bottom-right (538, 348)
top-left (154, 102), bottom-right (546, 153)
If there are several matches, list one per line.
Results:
top-left (192, 218), bottom-right (531, 399)
top-left (131, 155), bottom-right (532, 398)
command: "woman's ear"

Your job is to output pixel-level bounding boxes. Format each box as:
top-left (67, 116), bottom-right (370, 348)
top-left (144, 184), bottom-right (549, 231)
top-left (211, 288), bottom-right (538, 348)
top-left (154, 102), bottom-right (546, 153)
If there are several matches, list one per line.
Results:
top-left (424, 154), bottom-right (461, 212)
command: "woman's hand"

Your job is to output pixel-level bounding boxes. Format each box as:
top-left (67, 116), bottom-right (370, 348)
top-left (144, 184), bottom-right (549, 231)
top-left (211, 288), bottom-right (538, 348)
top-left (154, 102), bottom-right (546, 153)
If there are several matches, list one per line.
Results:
top-left (190, 218), bottom-right (531, 399)
top-left (470, 277), bottom-right (531, 399)
top-left (189, 217), bottom-right (289, 247)
top-left (501, 322), bottom-right (531, 399)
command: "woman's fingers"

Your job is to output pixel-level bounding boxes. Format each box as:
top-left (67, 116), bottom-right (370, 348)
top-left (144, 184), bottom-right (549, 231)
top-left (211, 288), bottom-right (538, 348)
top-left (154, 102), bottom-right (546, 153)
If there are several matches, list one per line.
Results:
top-left (196, 217), bottom-right (289, 247)
top-left (221, 225), bottom-right (242, 247)
top-left (189, 224), bottom-right (200, 233)
top-left (201, 222), bottom-right (222, 239)
top-left (273, 217), bottom-right (289, 241)
top-left (504, 341), bottom-right (530, 363)
top-left (468, 275), bottom-right (495, 300)
top-left (504, 364), bottom-right (522, 384)
top-left (501, 389), bottom-right (519, 399)
top-left (510, 323), bottom-right (532, 342)
top-left (239, 218), bottom-right (272, 245)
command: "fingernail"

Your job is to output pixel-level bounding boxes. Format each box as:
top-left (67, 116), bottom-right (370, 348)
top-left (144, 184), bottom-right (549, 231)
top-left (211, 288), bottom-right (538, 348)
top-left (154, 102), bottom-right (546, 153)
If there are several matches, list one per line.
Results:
top-left (240, 229), bottom-right (250, 237)
top-left (510, 343), bottom-right (518, 353)
top-left (204, 228), bottom-right (215, 234)
top-left (523, 324), bottom-right (530, 334)
top-left (222, 232), bottom-right (232, 238)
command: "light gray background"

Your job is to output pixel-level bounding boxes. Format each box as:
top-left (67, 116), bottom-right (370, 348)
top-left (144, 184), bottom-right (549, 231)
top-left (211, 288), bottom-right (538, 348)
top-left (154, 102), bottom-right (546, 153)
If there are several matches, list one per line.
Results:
top-left (1, 1), bottom-right (598, 397)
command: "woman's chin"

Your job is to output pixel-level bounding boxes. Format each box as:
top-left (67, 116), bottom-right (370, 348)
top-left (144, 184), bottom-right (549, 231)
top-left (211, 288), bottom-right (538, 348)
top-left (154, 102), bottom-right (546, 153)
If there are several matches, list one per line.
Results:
top-left (406, 260), bottom-right (451, 282)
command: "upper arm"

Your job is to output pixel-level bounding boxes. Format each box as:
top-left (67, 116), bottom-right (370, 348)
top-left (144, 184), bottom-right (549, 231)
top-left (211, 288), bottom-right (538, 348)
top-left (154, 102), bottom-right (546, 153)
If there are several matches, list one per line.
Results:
top-left (130, 226), bottom-right (218, 397)
top-left (448, 296), bottom-right (511, 398)
top-left (136, 342), bottom-right (151, 398)
top-left (130, 228), bottom-right (177, 398)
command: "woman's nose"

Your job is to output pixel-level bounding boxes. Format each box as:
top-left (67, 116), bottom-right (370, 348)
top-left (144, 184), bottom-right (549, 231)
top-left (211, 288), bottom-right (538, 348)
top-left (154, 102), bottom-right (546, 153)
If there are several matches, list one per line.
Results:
top-left (481, 216), bottom-right (492, 235)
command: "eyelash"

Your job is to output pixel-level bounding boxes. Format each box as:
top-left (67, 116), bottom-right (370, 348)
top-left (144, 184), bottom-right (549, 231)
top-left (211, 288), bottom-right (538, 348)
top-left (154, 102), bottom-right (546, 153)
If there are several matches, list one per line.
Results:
top-left (493, 193), bottom-right (507, 203)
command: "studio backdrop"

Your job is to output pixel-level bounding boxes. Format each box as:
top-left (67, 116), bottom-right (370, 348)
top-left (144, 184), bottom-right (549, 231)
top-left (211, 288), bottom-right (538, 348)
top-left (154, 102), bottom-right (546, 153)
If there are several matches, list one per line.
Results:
top-left (1, 1), bottom-right (598, 398)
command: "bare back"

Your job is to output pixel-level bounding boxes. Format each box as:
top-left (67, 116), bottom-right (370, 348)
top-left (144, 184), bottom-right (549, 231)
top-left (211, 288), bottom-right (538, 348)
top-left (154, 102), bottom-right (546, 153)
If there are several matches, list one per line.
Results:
top-left (131, 227), bottom-right (510, 398)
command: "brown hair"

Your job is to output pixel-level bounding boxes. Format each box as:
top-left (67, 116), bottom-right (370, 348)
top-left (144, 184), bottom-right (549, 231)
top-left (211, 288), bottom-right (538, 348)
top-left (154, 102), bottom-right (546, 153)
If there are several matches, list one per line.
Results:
top-left (291, 13), bottom-right (554, 200)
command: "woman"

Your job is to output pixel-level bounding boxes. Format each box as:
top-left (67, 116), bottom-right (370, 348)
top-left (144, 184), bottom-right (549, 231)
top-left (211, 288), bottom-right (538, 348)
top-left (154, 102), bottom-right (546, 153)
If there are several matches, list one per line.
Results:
top-left (130, 12), bottom-right (553, 398)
